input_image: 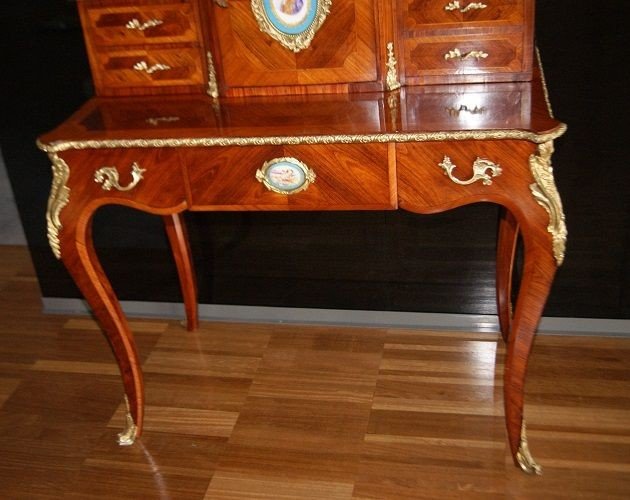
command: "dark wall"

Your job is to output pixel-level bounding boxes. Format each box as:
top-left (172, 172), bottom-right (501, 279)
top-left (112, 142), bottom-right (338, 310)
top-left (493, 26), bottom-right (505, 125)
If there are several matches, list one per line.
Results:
top-left (1, 1), bottom-right (628, 319)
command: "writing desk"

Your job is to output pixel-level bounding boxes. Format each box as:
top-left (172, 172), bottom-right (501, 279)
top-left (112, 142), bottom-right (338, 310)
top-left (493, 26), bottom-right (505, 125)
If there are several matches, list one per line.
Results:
top-left (38, 64), bottom-right (566, 474)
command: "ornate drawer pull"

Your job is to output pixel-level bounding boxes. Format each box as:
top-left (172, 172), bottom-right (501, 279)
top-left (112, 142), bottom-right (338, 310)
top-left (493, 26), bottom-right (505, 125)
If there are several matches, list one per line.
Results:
top-left (132, 61), bottom-right (171, 74)
top-left (444, 1), bottom-right (487, 13)
top-left (145, 116), bottom-right (180, 126)
top-left (444, 48), bottom-right (488, 61)
top-left (125, 18), bottom-right (164, 31)
top-left (94, 162), bottom-right (146, 192)
top-left (213, 0), bottom-right (228, 7)
top-left (256, 157), bottom-right (316, 195)
top-left (445, 105), bottom-right (486, 117)
top-left (438, 155), bottom-right (501, 186)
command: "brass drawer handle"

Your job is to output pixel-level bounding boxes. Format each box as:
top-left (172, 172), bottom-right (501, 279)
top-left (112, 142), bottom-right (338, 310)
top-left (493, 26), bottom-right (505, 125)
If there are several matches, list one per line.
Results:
top-left (256, 157), bottom-right (316, 195)
top-left (145, 116), bottom-right (180, 126)
top-left (94, 162), bottom-right (146, 192)
top-left (445, 105), bottom-right (486, 117)
top-left (132, 61), bottom-right (172, 74)
top-left (438, 155), bottom-right (501, 186)
top-left (444, 1), bottom-right (487, 13)
top-left (125, 18), bottom-right (164, 31)
top-left (444, 48), bottom-right (489, 61)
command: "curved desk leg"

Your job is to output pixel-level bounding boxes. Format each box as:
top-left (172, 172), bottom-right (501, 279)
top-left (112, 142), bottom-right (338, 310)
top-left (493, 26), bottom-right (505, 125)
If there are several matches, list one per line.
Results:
top-left (503, 230), bottom-right (555, 474)
top-left (496, 207), bottom-right (520, 342)
top-left (59, 209), bottom-right (144, 446)
top-left (163, 213), bottom-right (198, 331)
top-left (503, 140), bottom-right (566, 474)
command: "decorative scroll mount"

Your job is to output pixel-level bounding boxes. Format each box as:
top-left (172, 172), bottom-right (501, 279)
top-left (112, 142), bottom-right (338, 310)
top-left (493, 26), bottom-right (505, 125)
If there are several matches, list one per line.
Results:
top-left (386, 42), bottom-right (401, 91)
top-left (529, 141), bottom-right (567, 266)
top-left (439, 155), bottom-right (502, 186)
top-left (94, 162), bottom-right (146, 192)
top-left (46, 152), bottom-right (71, 259)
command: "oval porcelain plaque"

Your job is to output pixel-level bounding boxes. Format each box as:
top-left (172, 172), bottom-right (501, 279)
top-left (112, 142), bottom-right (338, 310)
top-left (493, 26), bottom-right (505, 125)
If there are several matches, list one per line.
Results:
top-left (251, 0), bottom-right (332, 52)
top-left (256, 157), bottom-right (316, 195)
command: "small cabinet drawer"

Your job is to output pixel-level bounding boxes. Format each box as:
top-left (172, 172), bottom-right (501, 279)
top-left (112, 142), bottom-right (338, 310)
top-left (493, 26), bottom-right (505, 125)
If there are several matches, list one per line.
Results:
top-left (402, 82), bottom-right (531, 131)
top-left (185, 144), bottom-right (396, 210)
top-left (94, 47), bottom-right (205, 89)
top-left (403, 0), bottom-right (525, 30)
top-left (82, 3), bottom-right (199, 46)
top-left (404, 33), bottom-right (525, 84)
top-left (60, 148), bottom-right (187, 210)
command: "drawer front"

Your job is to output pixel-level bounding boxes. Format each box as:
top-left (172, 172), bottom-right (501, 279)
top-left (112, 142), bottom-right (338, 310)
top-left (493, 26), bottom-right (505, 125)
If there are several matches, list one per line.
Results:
top-left (185, 145), bottom-right (396, 210)
top-left (397, 141), bottom-right (536, 213)
top-left (402, 83), bottom-right (531, 131)
top-left (61, 148), bottom-right (187, 210)
top-left (402, 0), bottom-right (525, 30)
top-left (83, 3), bottom-right (199, 47)
top-left (404, 33), bottom-right (524, 82)
top-left (94, 47), bottom-right (205, 89)
top-left (91, 97), bottom-right (220, 131)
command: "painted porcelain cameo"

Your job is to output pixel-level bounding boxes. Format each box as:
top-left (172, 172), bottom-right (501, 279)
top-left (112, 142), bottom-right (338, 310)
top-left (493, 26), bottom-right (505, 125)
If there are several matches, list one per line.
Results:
top-left (251, 0), bottom-right (332, 52)
top-left (256, 157), bottom-right (316, 195)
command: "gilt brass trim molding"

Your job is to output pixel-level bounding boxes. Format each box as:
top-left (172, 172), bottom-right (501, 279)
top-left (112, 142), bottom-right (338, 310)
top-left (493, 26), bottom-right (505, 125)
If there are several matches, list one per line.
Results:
top-left (45, 152), bottom-right (71, 260)
top-left (536, 47), bottom-right (554, 119)
top-left (529, 141), bottom-right (567, 266)
top-left (37, 125), bottom-right (567, 154)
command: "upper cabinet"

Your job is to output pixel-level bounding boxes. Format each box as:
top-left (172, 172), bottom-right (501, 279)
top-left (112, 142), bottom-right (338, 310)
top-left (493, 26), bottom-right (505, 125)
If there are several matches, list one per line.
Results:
top-left (77, 0), bottom-right (534, 97)
top-left (397, 0), bottom-right (535, 85)
top-left (205, 0), bottom-right (387, 96)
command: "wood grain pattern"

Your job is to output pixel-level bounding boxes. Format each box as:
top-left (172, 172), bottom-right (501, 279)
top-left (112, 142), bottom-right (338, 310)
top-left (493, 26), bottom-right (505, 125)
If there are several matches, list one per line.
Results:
top-left (208, 0), bottom-right (381, 95)
top-left (396, 0), bottom-right (534, 85)
top-left (79, 0), bottom-right (208, 96)
top-left (1, 246), bottom-right (629, 498)
top-left (185, 144), bottom-right (396, 211)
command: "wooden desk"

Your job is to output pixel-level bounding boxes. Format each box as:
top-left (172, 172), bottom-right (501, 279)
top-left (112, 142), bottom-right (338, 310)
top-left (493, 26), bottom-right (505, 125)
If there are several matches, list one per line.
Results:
top-left (38, 65), bottom-right (566, 474)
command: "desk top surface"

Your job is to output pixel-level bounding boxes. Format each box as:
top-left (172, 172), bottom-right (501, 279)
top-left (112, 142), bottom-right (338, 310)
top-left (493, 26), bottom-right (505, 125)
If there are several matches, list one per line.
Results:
top-left (39, 66), bottom-right (565, 152)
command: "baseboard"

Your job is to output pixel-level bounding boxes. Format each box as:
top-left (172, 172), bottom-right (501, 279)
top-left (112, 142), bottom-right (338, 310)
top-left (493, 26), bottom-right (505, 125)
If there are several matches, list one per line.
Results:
top-left (41, 298), bottom-right (630, 337)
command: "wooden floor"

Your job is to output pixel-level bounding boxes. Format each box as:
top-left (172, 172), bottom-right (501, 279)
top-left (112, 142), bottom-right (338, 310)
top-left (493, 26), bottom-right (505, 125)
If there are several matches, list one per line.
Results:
top-left (0, 246), bottom-right (629, 499)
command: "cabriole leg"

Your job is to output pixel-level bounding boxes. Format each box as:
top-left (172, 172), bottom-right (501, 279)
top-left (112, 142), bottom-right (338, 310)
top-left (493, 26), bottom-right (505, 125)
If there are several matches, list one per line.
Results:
top-left (163, 213), bottom-right (198, 331)
top-left (496, 207), bottom-right (520, 342)
top-left (59, 208), bottom-right (144, 445)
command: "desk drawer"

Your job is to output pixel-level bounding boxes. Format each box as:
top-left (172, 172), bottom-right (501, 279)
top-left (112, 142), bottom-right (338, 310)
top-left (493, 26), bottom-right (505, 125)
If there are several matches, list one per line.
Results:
top-left (82, 2), bottom-right (200, 47)
top-left (403, 33), bottom-right (525, 84)
top-left (403, 0), bottom-right (525, 30)
top-left (93, 47), bottom-right (205, 90)
top-left (61, 148), bottom-right (187, 210)
top-left (397, 141), bottom-right (535, 212)
top-left (185, 144), bottom-right (396, 210)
